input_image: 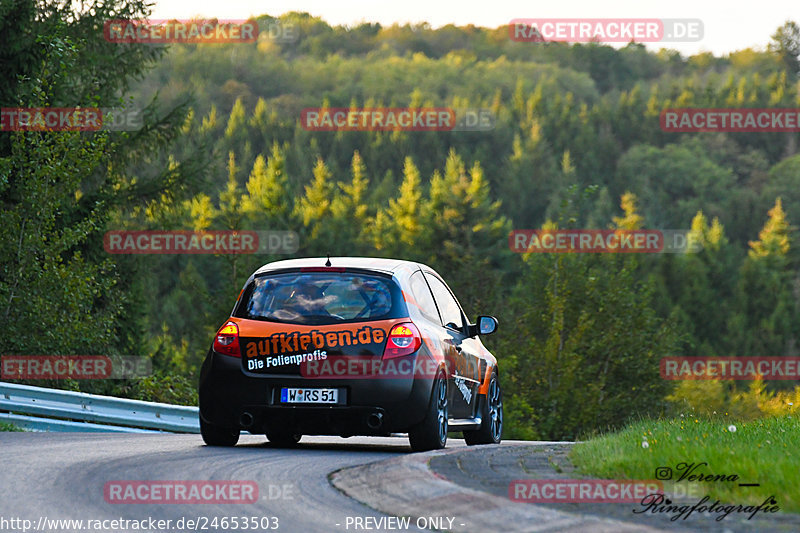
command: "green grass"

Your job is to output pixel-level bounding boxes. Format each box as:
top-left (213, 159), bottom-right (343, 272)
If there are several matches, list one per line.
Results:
top-left (0, 421), bottom-right (23, 432)
top-left (570, 416), bottom-right (799, 513)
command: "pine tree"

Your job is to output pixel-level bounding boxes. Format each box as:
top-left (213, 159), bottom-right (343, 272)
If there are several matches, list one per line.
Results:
top-left (186, 194), bottom-right (216, 231)
top-left (768, 21), bottom-right (800, 77)
top-left (225, 98), bottom-right (247, 139)
top-left (218, 151), bottom-right (244, 231)
top-left (249, 98), bottom-right (269, 130)
top-left (422, 149), bottom-right (510, 314)
top-left (728, 198), bottom-right (797, 362)
top-left (666, 211), bottom-right (737, 355)
top-left (749, 198), bottom-right (791, 260)
top-left (612, 192), bottom-right (644, 230)
top-left (333, 150), bottom-right (370, 226)
top-left (372, 156), bottom-right (423, 254)
top-left (294, 157), bottom-right (335, 248)
top-left (241, 143), bottom-right (290, 225)
top-left (329, 151), bottom-right (372, 253)
top-left (200, 105), bottom-right (218, 133)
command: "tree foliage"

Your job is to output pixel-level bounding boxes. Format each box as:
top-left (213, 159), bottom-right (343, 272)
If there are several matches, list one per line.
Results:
top-left (5, 7), bottom-right (800, 435)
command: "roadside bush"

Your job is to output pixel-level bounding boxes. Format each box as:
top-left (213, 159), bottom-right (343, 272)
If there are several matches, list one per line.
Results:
top-left (666, 377), bottom-right (800, 421)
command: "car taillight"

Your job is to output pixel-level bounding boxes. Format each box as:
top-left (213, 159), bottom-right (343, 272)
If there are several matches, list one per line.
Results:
top-left (383, 322), bottom-right (422, 358)
top-left (213, 321), bottom-right (240, 357)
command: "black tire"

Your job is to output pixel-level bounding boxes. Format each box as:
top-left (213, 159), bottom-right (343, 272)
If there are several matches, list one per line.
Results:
top-left (200, 418), bottom-right (239, 447)
top-left (464, 371), bottom-right (502, 445)
top-left (408, 369), bottom-right (448, 452)
top-left (266, 430), bottom-right (302, 447)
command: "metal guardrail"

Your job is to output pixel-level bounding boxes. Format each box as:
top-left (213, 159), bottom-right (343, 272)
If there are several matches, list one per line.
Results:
top-left (0, 412), bottom-right (158, 433)
top-left (0, 382), bottom-right (199, 433)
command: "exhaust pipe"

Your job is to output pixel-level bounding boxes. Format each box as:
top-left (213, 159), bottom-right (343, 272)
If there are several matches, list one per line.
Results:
top-left (239, 412), bottom-right (254, 428)
top-left (367, 412), bottom-right (383, 429)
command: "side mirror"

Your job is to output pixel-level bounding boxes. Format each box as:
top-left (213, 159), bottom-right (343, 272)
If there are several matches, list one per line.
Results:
top-left (476, 315), bottom-right (498, 336)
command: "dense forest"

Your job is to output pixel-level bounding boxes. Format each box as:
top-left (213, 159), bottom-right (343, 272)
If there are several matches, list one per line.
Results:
top-left (3, 2), bottom-right (800, 439)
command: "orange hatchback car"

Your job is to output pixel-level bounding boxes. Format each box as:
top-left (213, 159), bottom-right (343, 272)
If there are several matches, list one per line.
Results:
top-left (199, 257), bottom-right (502, 451)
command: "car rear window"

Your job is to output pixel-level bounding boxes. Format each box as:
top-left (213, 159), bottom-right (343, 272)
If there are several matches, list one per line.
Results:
top-left (234, 271), bottom-right (396, 325)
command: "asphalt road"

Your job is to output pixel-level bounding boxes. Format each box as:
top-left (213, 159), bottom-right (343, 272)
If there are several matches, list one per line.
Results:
top-left (0, 433), bottom-right (474, 533)
top-left (7, 433), bottom-right (792, 532)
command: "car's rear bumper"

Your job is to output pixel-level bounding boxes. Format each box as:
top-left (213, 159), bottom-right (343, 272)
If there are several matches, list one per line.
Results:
top-left (198, 350), bottom-right (437, 436)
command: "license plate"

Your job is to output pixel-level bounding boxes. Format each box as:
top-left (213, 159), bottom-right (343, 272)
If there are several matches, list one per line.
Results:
top-left (280, 387), bottom-right (338, 404)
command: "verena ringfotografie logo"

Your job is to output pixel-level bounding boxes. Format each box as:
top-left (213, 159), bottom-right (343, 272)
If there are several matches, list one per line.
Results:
top-left (661, 108), bottom-right (800, 132)
top-left (103, 19), bottom-right (258, 43)
top-left (104, 481), bottom-right (258, 504)
top-left (300, 108), bottom-right (495, 132)
top-left (509, 230), bottom-right (702, 253)
top-left (661, 357), bottom-right (800, 380)
top-left (635, 493), bottom-right (780, 522)
top-left (509, 19), bottom-right (703, 43)
top-left (103, 230), bottom-right (299, 254)
top-left (509, 479), bottom-right (662, 503)
top-left (1, 355), bottom-right (151, 379)
top-left (0, 107), bottom-right (142, 131)
top-left (637, 463), bottom-right (779, 522)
